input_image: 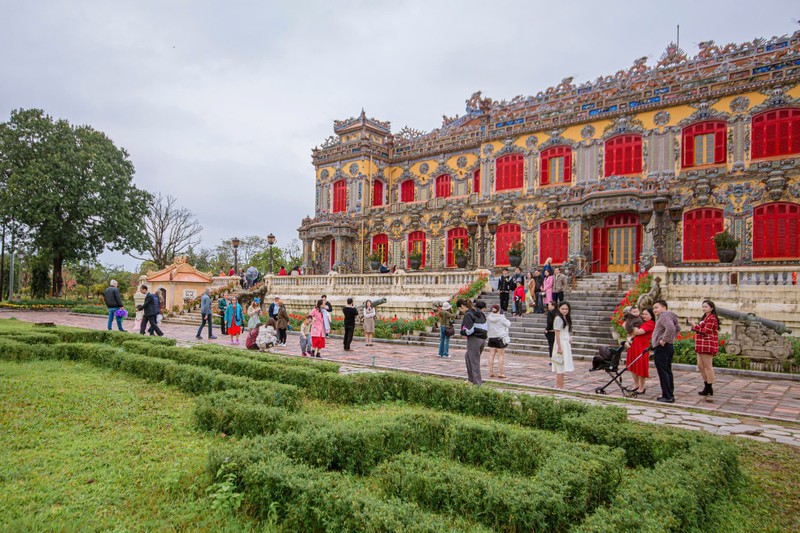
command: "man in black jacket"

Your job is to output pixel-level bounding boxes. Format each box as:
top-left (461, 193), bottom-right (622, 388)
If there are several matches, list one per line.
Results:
top-left (342, 298), bottom-right (358, 351)
top-left (137, 285), bottom-right (164, 336)
top-left (104, 279), bottom-right (126, 331)
top-left (458, 299), bottom-right (488, 386)
top-left (533, 269), bottom-right (545, 313)
top-left (497, 268), bottom-right (512, 314)
top-left (544, 301), bottom-right (557, 357)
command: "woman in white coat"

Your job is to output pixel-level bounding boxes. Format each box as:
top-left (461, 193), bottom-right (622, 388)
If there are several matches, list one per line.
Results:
top-left (552, 301), bottom-right (574, 389)
top-left (486, 304), bottom-right (511, 378)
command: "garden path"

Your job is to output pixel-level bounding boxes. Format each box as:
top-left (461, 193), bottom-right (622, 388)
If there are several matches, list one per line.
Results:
top-left (3, 309), bottom-right (800, 447)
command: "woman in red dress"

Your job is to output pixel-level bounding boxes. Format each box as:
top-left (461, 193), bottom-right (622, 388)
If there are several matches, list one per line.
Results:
top-left (627, 308), bottom-right (655, 395)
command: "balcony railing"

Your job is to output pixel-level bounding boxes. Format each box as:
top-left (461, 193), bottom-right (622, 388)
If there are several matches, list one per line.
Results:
top-left (263, 271), bottom-right (480, 294)
top-left (664, 266), bottom-right (798, 286)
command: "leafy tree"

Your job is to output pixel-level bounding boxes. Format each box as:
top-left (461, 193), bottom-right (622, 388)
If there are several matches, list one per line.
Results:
top-left (128, 193), bottom-right (203, 269)
top-left (29, 255), bottom-right (51, 299)
top-left (0, 109), bottom-right (152, 296)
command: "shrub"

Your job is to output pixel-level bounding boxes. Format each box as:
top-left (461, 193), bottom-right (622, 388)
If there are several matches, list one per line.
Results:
top-left (0, 337), bottom-right (55, 362)
top-left (194, 390), bottom-right (289, 436)
top-left (221, 452), bottom-right (491, 532)
top-left (190, 344), bottom-right (340, 373)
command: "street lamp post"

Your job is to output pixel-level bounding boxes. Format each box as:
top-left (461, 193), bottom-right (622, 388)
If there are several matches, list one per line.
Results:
top-left (488, 219), bottom-right (499, 267)
top-left (267, 233), bottom-right (277, 274)
top-left (639, 196), bottom-right (675, 267)
top-left (231, 237), bottom-right (240, 274)
top-left (466, 222), bottom-right (479, 269)
top-left (476, 213), bottom-right (489, 268)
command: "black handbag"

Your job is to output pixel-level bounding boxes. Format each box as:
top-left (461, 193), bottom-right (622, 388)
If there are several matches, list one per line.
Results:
top-left (444, 325), bottom-right (456, 337)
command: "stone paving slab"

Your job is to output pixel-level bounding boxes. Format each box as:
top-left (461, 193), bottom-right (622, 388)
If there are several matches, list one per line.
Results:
top-left (3, 310), bottom-right (800, 448)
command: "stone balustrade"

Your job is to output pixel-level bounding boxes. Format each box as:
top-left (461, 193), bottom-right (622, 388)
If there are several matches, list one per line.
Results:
top-left (653, 265), bottom-right (800, 334)
top-left (258, 271), bottom-right (481, 318)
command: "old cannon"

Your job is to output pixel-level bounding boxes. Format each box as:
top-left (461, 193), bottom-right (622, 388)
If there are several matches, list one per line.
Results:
top-left (356, 297), bottom-right (387, 324)
top-left (716, 307), bottom-right (793, 362)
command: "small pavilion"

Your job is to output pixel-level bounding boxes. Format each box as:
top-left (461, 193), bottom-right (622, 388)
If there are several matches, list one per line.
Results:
top-left (146, 256), bottom-right (213, 313)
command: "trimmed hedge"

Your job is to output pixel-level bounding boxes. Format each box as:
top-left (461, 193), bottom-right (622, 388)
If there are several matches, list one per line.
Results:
top-left (0, 337), bottom-right (55, 362)
top-left (376, 452), bottom-right (596, 532)
top-left (576, 442), bottom-right (740, 532)
top-left (0, 341), bottom-right (300, 409)
top-left (190, 343), bottom-right (340, 373)
top-left (194, 390), bottom-right (289, 436)
top-left (229, 452), bottom-right (491, 532)
top-left (211, 411), bottom-right (624, 484)
top-left (122, 340), bottom-right (322, 389)
top-left (562, 408), bottom-right (715, 468)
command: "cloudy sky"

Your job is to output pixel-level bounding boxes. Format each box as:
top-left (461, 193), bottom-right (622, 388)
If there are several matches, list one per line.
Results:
top-left (1, 1), bottom-right (795, 269)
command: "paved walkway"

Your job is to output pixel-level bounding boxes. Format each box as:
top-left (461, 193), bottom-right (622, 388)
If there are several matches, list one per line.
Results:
top-left (3, 310), bottom-right (800, 447)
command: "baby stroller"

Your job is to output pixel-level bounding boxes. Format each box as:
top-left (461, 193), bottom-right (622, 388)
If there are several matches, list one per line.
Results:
top-left (591, 342), bottom-right (650, 398)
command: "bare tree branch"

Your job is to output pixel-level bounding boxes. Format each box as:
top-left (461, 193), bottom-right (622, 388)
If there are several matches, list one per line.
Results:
top-left (128, 193), bottom-right (203, 269)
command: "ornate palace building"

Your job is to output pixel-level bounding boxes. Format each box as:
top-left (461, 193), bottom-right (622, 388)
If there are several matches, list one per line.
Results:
top-left (299, 28), bottom-right (800, 274)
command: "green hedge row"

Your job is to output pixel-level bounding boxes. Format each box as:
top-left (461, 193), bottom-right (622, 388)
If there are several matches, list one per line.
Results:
top-left (0, 340), bottom-right (300, 409)
top-left (211, 410), bottom-right (624, 484)
top-left (191, 344), bottom-right (340, 373)
top-left (576, 442), bottom-right (740, 532)
top-left (376, 451), bottom-right (599, 532)
top-left (229, 452), bottom-right (491, 532)
top-left (122, 340), bottom-right (324, 389)
top-left (194, 390), bottom-right (290, 436)
top-left (562, 408), bottom-right (716, 468)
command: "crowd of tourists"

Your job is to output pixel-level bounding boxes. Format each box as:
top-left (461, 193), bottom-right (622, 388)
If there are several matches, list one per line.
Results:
top-left (105, 276), bottom-right (720, 401)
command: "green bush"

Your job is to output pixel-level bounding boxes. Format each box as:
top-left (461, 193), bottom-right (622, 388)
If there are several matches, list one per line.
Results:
top-left (194, 390), bottom-right (289, 436)
top-left (562, 408), bottom-right (715, 468)
top-left (376, 452), bottom-right (600, 532)
top-left (0, 337), bottom-right (55, 362)
top-left (0, 331), bottom-right (61, 344)
top-left (226, 452), bottom-right (491, 532)
top-left (190, 343), bottom-right (340, 373)
top-left (576, 442), bottom-right (740, 532)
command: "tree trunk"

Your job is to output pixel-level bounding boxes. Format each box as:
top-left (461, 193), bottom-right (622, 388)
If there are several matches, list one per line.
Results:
top-left (0, 224), bottom-right (5, 302)
top-left (52, 254), bottom-right (65, 297)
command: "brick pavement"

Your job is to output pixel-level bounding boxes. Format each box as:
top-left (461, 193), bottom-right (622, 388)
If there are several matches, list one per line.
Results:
top-left (4, 310), bottom-right (800, 431)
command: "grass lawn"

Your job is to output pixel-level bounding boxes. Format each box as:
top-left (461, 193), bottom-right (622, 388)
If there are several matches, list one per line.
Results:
top-left (0, 360), bottom-right (260, 532)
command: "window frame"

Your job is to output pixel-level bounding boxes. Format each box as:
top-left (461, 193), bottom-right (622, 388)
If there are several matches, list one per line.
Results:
top-left (751, 108), bottom-right (800, 160)
top-left (681, 121), bottom-right (727, 168)
top-left (539, 220), bottom-right (569, 264)
top-left (752, 202), bottom-right (800, 260)
top-left (495, 154), bottom-right (524, 191)
top-left (682, 208), bottom-right (724, 262)
top-left (332, 179), bottom-right (347, 213)
top-left (604, 134), bottom-right (643, 177)
top-left (540, 145), bottom-right (572, 185)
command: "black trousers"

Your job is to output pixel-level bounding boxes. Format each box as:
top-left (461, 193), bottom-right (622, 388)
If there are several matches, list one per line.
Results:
top-left (499, 292), bottom-right (509, 312)
top-left (553, 291), bottom-right (564, 304)
top-left (654, 343), bottom-right (675, 400)
top-left (343, 326), bottom-right (355, 350)
top-left (545, 331), bottom-right (555, 357)
top-left (220, 314), bottom-right (227, 335)
top-left (197, 313), bottom-right (213, 338)
top-left (278, 328), bottom-right (287, 344)
top-left (140, 315), bottom-right (163, 336)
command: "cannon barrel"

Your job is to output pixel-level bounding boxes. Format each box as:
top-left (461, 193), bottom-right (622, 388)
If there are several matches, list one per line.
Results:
top-left (716, 307), bottom-right (792, 335)
top-left (356, 297), bottom-right (387, 312)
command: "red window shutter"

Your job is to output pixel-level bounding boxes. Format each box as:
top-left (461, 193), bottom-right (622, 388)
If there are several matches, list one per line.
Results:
top-left (496, 155), bottom-right (523, 191)
top-left (683, 130), bottom-right (695, 168)
top-left (473, 169), bottom-right (481, 195)
top-left (372, 180), bottom-right (383, 207)
top-left (540, 153), bottom-right (550, 185)
top-left (683, 209), bottom-right (723, 261)
top-left (714, 126), bottom-right (726, 164)
top-left (401, 180), bottom-right (415, 203)
top-left (333, 180), bottom-right (347, 213)
top-left (407, 231), bottom-right (426, 268)
top-left (540, 220), bottom-right (568, 264)
top-left (446, 227), bottom-right (468, 267)
top-left (495, 224), bottom-right (521, 266)
top-left (436, 175), bottom-right (451, 199)
top-left (753, 110), bottom-right (800, 159)
top-left (372, 234), bottom-right (388, 263)
top-left (563, 149), bottom-right (572, 182)
top-left (753, 203), bottom-right (800, 259)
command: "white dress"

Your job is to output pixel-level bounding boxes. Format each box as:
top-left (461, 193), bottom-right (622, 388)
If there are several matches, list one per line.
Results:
top-left (551, 316), bottom-right (574, 373)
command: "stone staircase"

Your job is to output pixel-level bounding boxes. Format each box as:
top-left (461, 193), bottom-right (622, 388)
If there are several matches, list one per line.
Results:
top-left (407, 274), bottom-right (631, 358)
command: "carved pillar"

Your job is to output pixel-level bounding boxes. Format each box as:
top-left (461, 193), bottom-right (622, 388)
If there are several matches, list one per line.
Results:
top-left (430, 235), bottom-right (443, 270)
top-left (526, 153), bottom-right (537, 194)
top-left (480, 158), bottom-right (489, 199)
top-left (730, 116), bottom-right (747, 172)
top-left (568, 218), bottom-right (583, 257)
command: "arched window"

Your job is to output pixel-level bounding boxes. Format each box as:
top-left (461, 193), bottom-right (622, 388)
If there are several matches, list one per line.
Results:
top-left (371, 234), bottom-right (388, 263)
top-left (435, 174), bottom-right (451, 199)
top-left (472, 169), bottom-right (481, 195)
top-left (604, 135), bottom-right (643, 177)
top-left (401, 179), bottom-right (415, 203)
top-left (495, 154), bottom-right (524, 191)
top-left (751, 109), bottom-right (800, 159)
top-left (495, 223), bottom-right (522, 266)
top-left (682, 121), bottom-right (727, 168)
top-left (753, 202), bottom-right (800, 260)
top-left (540, 220), bottom-right (569, 264)
top-left (683, 209), bottom-right (724, 262)
top-left (446, 227), bottom-right (469, 267)
top-left (540, 146), bottom-right (572, 185)
top-left (372, 180), bottom-right (384, 207)
top-left (332, 180), bottom-right (347, 213)
top-left (407, 231), bottom-right (426, 268)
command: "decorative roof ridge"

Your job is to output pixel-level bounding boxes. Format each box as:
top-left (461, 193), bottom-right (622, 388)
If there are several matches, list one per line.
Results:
top-left (333, 109), bottom-right (392, 134)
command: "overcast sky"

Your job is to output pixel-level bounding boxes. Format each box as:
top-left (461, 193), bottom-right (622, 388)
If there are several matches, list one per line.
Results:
top-left (1, 1), bottom-right (796, 270)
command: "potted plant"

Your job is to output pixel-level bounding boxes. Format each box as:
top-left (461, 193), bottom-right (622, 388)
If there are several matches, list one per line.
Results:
top-left (453, 246), bottom-right (469, 269)
top-left (508, 241), bottom-right (525, 268)
top-left (409, 250), bottom-right (423, 270)
top-left (368, 252), bottom-right (384, 271)
top-left (714, 230), bottom-right (740, 263)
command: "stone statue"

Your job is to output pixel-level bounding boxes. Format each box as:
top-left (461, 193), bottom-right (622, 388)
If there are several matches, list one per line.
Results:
top-left (716, 307), bottom-right (793, 362)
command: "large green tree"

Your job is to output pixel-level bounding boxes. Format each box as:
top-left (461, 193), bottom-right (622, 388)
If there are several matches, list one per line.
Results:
top-left (0, 109), bottom-right (151, 295)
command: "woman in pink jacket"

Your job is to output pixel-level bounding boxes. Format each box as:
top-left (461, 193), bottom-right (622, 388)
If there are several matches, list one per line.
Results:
top-left (542, 269), bottom-right (554, 305)
top-left (310, 299), bottom-right (327, 358)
